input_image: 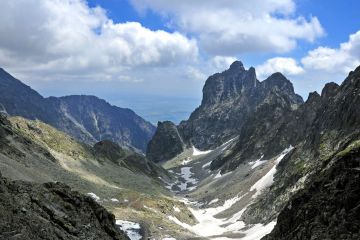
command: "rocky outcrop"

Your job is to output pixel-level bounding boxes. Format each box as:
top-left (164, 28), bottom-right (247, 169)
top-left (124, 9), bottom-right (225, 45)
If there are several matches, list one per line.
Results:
top-left (0, 174), bottom-right (129, 240)
top-left (147, 60), bottom-right (303, 162)
top-left (0, 68), bottom-right (155, 152)
top-left (262, 145), bottom-right (360, 240)
top-left (146, 121), bottom-right (185, 163)
top-left (94, 139), bottom-right (169, 179)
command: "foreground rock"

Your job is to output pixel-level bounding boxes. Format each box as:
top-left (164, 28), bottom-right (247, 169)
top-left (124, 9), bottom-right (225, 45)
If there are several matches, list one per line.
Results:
top-left (0, 172), bottom-right (129, 240)
top-left (263, 145), bottom-right (360, 240)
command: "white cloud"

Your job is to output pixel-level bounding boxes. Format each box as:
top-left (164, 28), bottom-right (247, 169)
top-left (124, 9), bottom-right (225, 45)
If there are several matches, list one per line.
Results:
top-left (210, 56), bottom-right (238, 72)
top-left (0, 0), bottom-right (198, 82)
top-left (256, 57), bottom-right (304, 79)
top-left (131, 0), bottom-right (324, 55)
top-left (301, 31), bottom-right (360, 73)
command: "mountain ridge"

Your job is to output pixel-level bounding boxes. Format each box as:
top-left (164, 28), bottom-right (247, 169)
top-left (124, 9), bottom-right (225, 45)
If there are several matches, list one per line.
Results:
top-left (0, 68), bottom-right (155, 152)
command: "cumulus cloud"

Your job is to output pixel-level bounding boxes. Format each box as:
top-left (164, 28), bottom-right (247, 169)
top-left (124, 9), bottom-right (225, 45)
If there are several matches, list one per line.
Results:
top-left (210, 56), bottom-right (238, 72)
top-left (301, 31), bottom-right (360, 73)
top-left (130, 0), bottom-right (324, 55)
top-left (0, 0), bottom-right (198, 81)
top-left (256, 57), bottom-right (304, 79)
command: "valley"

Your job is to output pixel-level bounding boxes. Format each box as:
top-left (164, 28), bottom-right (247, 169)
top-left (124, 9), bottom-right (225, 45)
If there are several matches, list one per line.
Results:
top-left (0, 61), bottom-right (360, 240)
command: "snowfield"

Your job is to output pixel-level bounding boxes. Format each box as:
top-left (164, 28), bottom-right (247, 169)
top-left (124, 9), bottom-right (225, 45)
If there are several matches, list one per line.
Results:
top-left (250, 146), bottom-right (294, 198)
top-left (116, 220), bottom-right (142, 240)
top-left (168, 146), bottom-right (294, 239)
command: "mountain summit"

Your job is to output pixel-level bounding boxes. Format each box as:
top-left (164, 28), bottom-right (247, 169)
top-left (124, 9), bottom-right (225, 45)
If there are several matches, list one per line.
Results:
top-left (147, 61), bottom-right (303, 162)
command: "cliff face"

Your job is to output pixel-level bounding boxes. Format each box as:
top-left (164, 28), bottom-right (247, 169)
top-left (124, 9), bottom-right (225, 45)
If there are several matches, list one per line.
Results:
top-left (146, 121), bottom-right (185, 163)
top-left (0, 173), bottom-right (129, 240)
top-left (179, 62), bottom-right (303, 150)
top-left (147, 61), bottom-right (303, 162)
top-left (240, 65), bottom-right (360, 226)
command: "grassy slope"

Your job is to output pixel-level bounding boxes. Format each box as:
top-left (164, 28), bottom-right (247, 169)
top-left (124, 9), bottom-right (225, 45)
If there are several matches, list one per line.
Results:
top-left (0, 116), bottom-right (196, 239)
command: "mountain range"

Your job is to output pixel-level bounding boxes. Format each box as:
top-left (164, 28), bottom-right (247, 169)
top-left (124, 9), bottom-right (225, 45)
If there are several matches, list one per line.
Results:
top-left (0, 68), bottom-right (155, 152)
top-left (0, 61), bottom-right (359, 240)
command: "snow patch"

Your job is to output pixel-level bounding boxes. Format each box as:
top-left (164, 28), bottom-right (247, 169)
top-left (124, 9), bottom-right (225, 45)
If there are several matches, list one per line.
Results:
top-left (116, 220), bottom-right (142, 240)
top-left (87, 192), bottom-right (100, 202)
top-left (182, 157), bottom-right (193, 165)
top-left (214, 171), bottom-right (232, 179)
top-left (173, 206), bottom-right (181, 212)
top-left (110, 198), bottom-right (119, 202)
top-left (169, 195), bottom-right (245, 237)
top-left (202, 161), bottom-right (212, 168)
top-left (250, 146), bottom-right (294, 198)
top-left (144, 205), bottom-right (158, 213)
top-left (177, 167), bottom-right (198, 191)
top-left (249, 155), bottom-right (266, 169)
top-left (193, 146), bottom-right (212, 156)
top-left (208, 198), bottom-right (219, 205)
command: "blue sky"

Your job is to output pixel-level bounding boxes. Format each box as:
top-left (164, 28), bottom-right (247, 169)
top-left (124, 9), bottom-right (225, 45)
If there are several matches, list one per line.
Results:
top-left (0, 0), bottom-right (359, 124)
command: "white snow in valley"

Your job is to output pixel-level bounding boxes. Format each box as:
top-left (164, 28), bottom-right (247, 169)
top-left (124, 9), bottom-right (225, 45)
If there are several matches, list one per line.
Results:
top-left (169, 195), bottom-right (276, 240)
top-left (182, 157), bottom-right (193, 165)
top-left (177, 167), bottom-right (198, 191)
top-left (87, 192), bottom-right (100, 202)
top-left (214, 171), bottom-right (232, 179)
top-left (208, 198), bottom-right (219, 205)
top-left (144, 205), bottom-right (158, 213)
top-left (248, 155), bottom-right (266, 169)
top-left (202, 161), bottom-right (212, 168)
top-left (250, 146), bottom-right (294, 198)
top-left (173, 206), bottom-right (181, 212)
top-left (168, 195), bottom-right (246, 237)
top-left (168, 147), bottom-right (295, 239)
top-left (192, 146), bottom-right (212, 156)
top-left (110, 198), bottom-right (119, 202)
top-left (116, 220), bottom-right (142, 240)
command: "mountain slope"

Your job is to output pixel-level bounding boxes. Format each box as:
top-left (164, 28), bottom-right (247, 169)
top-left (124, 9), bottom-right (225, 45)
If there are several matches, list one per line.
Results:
top-left (263, 143), bottom-right (360, 240)
top-left (0, 68), bottom-right (155, 152)
top-left (0, 114), bottom-right (196, 239)
top-left (145, 63), bottom-right (360, 239)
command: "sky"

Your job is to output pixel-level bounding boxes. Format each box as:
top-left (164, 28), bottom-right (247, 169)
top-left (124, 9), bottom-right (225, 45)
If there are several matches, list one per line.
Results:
top-left (0, 0), bottom-right (359, 124)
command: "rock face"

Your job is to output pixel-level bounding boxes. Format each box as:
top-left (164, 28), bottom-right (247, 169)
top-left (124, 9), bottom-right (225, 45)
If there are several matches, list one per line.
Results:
top-left (147, 61), bottom-right (303, 161)
top-left (146, 121), bottom-right (185, 162)
top-left (0, 174), bottom-right (129, 240)
top-left (263, 146), bottom-right (360, 240)
top-left (240, 65), bottom-right (360, 226)
top-left (0, 68), bottom-right (155, 152)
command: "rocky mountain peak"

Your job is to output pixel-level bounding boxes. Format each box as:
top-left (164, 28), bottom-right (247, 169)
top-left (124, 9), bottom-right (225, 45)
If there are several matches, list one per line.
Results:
top-left (263, 72), bottom-right (292, 90)
top-left (321, 82), bottom-right (339, 99)
top-left (146, 121), bottom-right (185, 162)
top-left (201, 61), bottom-right (259, 107)
top-left (228, 60), bottom-right (245, 72)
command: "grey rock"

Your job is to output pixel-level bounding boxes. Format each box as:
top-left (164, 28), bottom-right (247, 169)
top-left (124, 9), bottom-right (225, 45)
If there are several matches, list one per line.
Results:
top-left (0, 174), bottom-right (129, 240)
top-left (146, 121), bottom-right (185, 163)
